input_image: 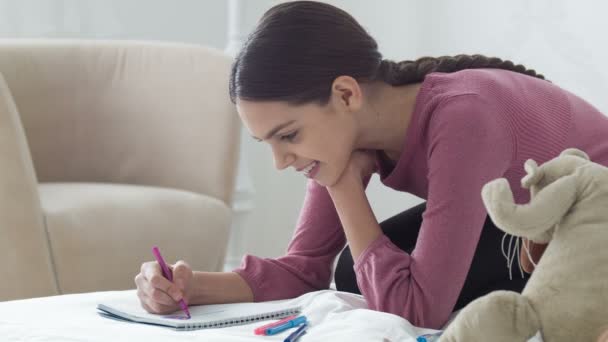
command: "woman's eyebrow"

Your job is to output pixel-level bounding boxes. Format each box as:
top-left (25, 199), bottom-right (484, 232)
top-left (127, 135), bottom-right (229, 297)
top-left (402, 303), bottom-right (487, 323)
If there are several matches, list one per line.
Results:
top-left (252, 120), bottom-right (296, 141)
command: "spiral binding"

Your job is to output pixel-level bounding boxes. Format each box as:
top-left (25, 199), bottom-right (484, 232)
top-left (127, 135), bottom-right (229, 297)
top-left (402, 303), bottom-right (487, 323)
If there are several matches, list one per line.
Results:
top-left (177, 307), bottom-right (302, 331)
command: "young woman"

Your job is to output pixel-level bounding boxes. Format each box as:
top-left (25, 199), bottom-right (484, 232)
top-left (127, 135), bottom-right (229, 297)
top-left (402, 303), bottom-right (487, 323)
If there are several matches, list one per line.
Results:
top-left (135, 1), bottom-right (608, 329)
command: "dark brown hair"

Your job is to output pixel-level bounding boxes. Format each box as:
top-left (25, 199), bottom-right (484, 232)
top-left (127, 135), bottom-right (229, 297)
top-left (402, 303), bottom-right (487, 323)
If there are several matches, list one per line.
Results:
top-left (229, 1), bottom-right (546, 105)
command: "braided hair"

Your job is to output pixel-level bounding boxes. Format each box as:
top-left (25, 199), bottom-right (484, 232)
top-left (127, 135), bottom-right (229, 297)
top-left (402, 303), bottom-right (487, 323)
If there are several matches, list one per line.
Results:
top-left (229, 1), bottom-right (547, 105)
top-left (377, 55), bottom-right (546, 86)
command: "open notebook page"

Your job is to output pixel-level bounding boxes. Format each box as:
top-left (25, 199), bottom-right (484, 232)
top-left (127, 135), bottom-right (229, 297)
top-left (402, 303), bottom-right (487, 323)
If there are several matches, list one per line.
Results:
top-left (97, 294), bottom-right (301, 331)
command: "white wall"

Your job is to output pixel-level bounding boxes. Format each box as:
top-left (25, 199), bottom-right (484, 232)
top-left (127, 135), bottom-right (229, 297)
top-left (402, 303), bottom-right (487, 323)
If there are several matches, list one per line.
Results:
top-left (415, 1), bottom-right (608, 114)
top-left (2, 0), bottom-right (606, 263)
top-left (0, 0), bottom-right (227, 48)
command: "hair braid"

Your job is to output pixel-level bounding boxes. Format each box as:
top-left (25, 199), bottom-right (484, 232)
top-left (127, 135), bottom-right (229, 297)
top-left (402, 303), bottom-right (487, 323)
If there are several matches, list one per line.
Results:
top-left (377, 54), bottom-right (548, 86)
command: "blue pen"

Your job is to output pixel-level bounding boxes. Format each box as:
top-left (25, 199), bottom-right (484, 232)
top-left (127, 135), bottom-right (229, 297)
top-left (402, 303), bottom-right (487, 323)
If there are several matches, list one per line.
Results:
top-left (416, 331), bottom-right (442, 342)
top-left (284, 322), bottom-right (307, 342)
top-left (266, 316), bottom-right (307, 335)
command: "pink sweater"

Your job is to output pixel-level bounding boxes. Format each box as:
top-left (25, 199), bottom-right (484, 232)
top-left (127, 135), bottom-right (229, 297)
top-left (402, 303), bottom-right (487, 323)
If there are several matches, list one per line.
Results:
top-left (233, 69), bottom-right (608, 329)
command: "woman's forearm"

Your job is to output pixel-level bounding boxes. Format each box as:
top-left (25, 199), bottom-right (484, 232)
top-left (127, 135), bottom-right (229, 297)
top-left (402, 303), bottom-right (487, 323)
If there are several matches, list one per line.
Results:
top-left (327, 173), bottom-right (382, 261)
top-left (189, 271), bottom-right (254, 305)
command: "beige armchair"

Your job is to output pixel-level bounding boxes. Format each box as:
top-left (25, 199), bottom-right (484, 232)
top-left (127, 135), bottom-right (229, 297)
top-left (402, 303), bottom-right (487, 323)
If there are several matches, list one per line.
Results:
top-left (0, 40), bottom-right (241, 301)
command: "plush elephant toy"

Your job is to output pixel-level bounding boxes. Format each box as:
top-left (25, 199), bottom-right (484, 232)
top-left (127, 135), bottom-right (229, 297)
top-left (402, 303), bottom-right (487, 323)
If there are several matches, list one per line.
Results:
top-left (439, 148), bottom-right (608, 342)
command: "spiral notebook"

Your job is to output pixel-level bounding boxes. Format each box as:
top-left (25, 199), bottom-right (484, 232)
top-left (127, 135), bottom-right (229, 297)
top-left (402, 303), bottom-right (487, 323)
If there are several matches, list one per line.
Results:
top-left (97, 295), bottom-right (301, 331)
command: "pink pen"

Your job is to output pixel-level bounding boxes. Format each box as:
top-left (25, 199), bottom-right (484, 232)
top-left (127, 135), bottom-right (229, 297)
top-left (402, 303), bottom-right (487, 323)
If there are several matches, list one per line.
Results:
top-left (253, 315), bottom-right (298, 335)
top-left (152, 246), bottom-right (191, 319)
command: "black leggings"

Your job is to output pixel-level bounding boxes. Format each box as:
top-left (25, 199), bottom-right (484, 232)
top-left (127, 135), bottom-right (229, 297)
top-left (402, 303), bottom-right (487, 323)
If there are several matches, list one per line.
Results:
top-left (334, 202), bottom-right (530, 311)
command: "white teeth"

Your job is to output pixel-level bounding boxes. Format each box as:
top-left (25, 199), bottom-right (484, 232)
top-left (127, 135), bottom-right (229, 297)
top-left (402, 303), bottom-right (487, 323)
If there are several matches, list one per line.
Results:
top-left (302, 161), bottom-right (317, 175)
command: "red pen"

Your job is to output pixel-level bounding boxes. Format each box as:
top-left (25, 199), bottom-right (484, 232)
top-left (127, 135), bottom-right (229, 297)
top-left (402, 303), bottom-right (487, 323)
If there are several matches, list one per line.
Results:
top-left (253, 315), bottom-right (298, 335)
top-left (152, 246), bottom-right (191, 319)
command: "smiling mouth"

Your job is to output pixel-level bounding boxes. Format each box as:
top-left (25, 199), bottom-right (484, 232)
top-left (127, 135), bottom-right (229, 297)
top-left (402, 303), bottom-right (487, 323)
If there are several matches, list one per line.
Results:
top-left (301, 161), bottom-right (318, 177)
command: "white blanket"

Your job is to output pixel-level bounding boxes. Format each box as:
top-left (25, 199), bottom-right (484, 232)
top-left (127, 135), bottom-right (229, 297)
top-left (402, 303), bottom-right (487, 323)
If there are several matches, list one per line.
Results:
top-left (0, 289), bottom-right (542, 341)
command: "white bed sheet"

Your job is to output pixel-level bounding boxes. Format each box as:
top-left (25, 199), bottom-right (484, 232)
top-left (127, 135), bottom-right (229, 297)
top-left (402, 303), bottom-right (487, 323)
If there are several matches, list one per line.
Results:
top-left (0, 289), bottom-right (543, 341)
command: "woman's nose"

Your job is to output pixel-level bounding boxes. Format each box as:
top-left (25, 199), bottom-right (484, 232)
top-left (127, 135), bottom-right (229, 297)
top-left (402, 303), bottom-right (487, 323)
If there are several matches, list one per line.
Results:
top-left (272, 145), bottom-right (294, 170)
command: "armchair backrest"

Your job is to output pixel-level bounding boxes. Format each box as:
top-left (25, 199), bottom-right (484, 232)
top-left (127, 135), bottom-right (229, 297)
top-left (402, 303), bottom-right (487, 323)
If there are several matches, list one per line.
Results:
top-left (0, 39), bottom-right (241, 205)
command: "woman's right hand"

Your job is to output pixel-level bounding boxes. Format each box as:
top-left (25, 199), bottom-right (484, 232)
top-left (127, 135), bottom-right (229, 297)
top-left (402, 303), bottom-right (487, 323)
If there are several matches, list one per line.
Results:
top-left (134, 260), bottom-right (194, 314)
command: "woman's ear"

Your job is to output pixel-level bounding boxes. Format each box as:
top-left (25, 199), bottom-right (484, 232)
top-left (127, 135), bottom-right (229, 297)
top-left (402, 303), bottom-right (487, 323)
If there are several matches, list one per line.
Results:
top-left (330, 75), bottom-right (363, 112)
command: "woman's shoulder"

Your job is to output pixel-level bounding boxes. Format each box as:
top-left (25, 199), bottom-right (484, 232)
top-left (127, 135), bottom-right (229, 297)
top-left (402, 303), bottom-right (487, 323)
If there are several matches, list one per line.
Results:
top-left (422, 68), bottom-right (570, 121)
top-left (425, 68), bottom-right (555, 97)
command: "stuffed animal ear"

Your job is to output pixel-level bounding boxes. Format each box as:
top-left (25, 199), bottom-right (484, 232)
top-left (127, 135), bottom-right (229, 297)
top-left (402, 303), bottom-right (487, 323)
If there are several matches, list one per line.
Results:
top-left (521, 159), bottom-right (543, 189)
top-left (560, 148), bottom-right (590, 160)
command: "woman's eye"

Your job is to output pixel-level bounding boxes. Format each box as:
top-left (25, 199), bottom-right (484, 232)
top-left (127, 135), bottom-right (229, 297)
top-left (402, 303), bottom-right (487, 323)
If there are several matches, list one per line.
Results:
top-left (280, 131), bottom-right (298, 142)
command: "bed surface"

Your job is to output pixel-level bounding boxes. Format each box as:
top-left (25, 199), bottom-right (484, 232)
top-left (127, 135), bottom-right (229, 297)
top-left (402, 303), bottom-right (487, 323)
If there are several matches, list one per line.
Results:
top-left (0, 289), bottom-right (543, 341)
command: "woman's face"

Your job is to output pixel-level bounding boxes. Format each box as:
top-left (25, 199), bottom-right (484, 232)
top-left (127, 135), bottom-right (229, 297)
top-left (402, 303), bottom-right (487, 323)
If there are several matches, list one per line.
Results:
top-left (237, 98), bottom-right (358, 187)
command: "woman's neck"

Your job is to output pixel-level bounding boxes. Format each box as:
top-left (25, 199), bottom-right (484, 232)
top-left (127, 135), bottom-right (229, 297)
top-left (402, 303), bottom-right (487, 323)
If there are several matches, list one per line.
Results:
top-left (355, 81), bottom-right (422, 162)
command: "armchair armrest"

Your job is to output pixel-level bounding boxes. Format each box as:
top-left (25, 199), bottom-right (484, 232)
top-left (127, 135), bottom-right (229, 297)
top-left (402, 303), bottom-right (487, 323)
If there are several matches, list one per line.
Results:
top-left (0, 73), bottom-right (57, 300)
